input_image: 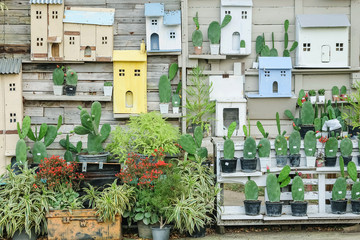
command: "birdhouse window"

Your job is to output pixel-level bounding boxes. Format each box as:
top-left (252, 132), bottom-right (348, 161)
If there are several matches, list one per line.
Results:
top-left (69, 37), bottom-right (75, 45)
top-left (241, 11), bottom-right (247, 19)
top-left (52, 11), bottom-right (58, 19)
top-left (265, 70), bottom-right (270, 77)
top-left (223, 108), bottom-right (239, 130)
top-left (119, 69), bottom-right (125, 77)
top-left (280, 70), bottom-right (286, 77)
top-left (272, 81), bottom-right (278, 93)
top-left (36, 38), bottom-right (43, 47)
top-left (303, 43), bottom-right (311, 51)
top-left (84, 46), bottom-right (91, 57)
top-left (134, 69), bottom-right (141, 76)
top-left (36, 11), bottom-right (42, 19)
top-left (336, 43), bottom-right (344, 51)
top-left (225, 10), bottom-right (231, 15)
top-left (9, 113), bottom-right (16, 123)
top-left (102, 36), bottom-right (108, 45)
top-left (9, 83), bottom-right (15, 91)
top-left (170, 32), bottom-right (176, 39)
top-left (152, 19), bottom-right (158, 25)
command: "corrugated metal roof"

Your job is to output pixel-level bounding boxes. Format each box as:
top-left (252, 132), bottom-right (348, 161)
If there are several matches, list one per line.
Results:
top-left (164, 10), bottom-right (181, 25)
top-left (222, 0), bottom-right (253, 7)
top-left (259, 57), bottom-right (292, 69)
top-left (29, 0), bottom-right (63, 4)
top-left (297, 14), bottom-right (350, 28)
top-left (145, 3), bottom-right (164, 17)
top-left (63, 10), bottom-right (115, 26)
top-left (0, 59), bottom-right (22, 74)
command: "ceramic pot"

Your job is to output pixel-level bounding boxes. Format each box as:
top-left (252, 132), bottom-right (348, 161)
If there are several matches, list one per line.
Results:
top-left (210, 44), bottom-right (220, 55)
top-left (159, 103), bottom-right (169, 114)
top-left (194, 46), bottom-right (202, 55)
top-left (103, 86), bottom-right (113, 97)
top-left (53, 85), bottom-right (63, 96)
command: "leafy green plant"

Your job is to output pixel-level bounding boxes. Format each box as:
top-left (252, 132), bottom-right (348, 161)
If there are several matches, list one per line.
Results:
top-left (318, 89), bottom-right (325, 96)
top-left (49, 186), bottom-right (83, 210)
top-left (104, 82), bottom-right (113, 87)
top-left (342, 81), bottom-right (360, 127)
top-left (308, 90), bottom-right (316, 96)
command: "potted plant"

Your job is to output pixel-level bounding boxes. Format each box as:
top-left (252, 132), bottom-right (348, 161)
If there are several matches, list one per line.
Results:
top-left (159, 63), bottom-right (178, 114)
top-left (207, 14), bottom-right (231, 55)
top-left (324, 135), bottom-right (338, 167)
top-left (316, 136), bottom-right (327, 167)
top-left (340, 85), bottom-right (347, 100)
top-left (220, 121), bottom-right (237, 173)
top-left (265, 165), bottom-right (291, 216)
top-left (178, 126), bottom-right (208, 160)
top-left (172, 82), bottom-right (181, 114)
top-left (257, 121), bottom-right (271, 171)
top-left (340, 137), bottom-right (353, 166)
top-left (241, 121), bottom-right (258, 172)
top-left (304, 131), bottom-right (317, 167)
top-left (240, 40), bottom-right (246, 54)
top-left (318, 89), bottom-right (326, 103)
top-left (308, 90), bottom-right (317, 104)
top-left (342, 81), bottom-right (360, 136)
top-left (103, 82), bottom-right (113, 97)
top-left (192, 12), bottom-right (203, 55)
top-left (65, 68), bottom-right (78, 96)
top-left (331, 156), bottom-right (347, 214)
top-left (291, 172), bottom-right (307, 216)
top-left (275, 112), bottom-right (288, 167)
top-left (299, 101), bottom-right (315, 138)
top-left (289, 130), bottom-right (301, 167)
top-left (74, 101), bottom-right (111, 162)
top-left (244, 178), bottom-right (261, 215)
top-left (332, 86), bottom-right (340, 101)
top-left (326, 105), bottom-right (342, 137)
top-left (347, 161), bottom-right (360, 214)
top-left (53, 65), bottom-right (64, 96)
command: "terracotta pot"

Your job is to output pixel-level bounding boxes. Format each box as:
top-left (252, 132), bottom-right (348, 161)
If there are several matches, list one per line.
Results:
top-left (194, 46), bottom-right (202, 55)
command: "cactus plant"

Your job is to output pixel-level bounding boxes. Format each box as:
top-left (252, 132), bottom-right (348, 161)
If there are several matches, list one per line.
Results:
top-left (283, 19), bottom-right (298, 57)
top-left (192, 12), bottom-right (203, 47)
top-left (207, 15), bottom-right (231, 44)
top-left (15, 139), bottom-right (27, 165)
top-left (66, 69), bottom-right (78, 86)
top-left (159, 75), bottom-right (171, 103)
top-left (332, 177), bottom-right (347, 201)
top-left (301, 101), bottom-right (315, 125)
top-left (240, 40), bottom-right (246, 48)
top-left (243, 122), bottom-right (256, 160)
top-left (318, 89), bottom-right (325, 96)
top-left (340, 85), bottom-right (347, 95)
top-left (60, 134), bottom-right (83, 162)
top-left (347, 161), bottom-right (357, 182)
top-left (325, 137), bottom-right (338, 157)
top-left (332, 86), bottom-right (340, 99)
top-left (292, 175), bottom-right (305, 201)
top-left (266, 165), bottom-right (290, 202)
top-left (53, 66), bottom-right (64, 86)
top-left (245, 179), bottom-right (259, 200)
top-left (327, 105), bottom-right (336, 120)
top-left (269, 32), bottom-right (278, 56)
top-left (314, 118), bottom-right (322, 132)
top-left (352, 182), bottom-right (360, 200)
top-left (340, 137), bottom-right (353, 157)
top-left (74, 101), bottom-right (111, 154)
top-left (289, 131), bottom-right (301, 155)
top-left (172, 94), bottom-right (181, 107)
top-left (168, 63), bottom-right (178, 81)
top-left (178, 126), bottom-right (207, 159)
top-left (304, 131), bottom-right (316, 157)
top-left (223, 122), bottom-right (236, 160)
top-left (257, 121), bottom-right (270, 158)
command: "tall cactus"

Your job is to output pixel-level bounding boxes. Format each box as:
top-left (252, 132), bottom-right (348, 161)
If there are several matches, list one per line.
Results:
top-left (275, 135), bottom-right (287, 156)
top-left (192, 12), bottom-right (203, 47)
top-left (340, 137), bottom-right (353, 157)
top-left (289, 131), bottom-right (301, 155)
top-left (325, 137), bottom-right (338, 157)
top-left (283, 19), bottom-right (298, 57)
top-left (159, 75), bottom-right (171, 103)
top-left (74, 101), bottom-right (111, 154)
top-left (168, 63), bottom-right (178, 81)
top-left (245, 179), bottom-right (259, 200)
top-left (304, 131), bottom-right (316, 157)
top-left (301, 101), bottom-right (315, 125)
top-left (223, 122), bottom-right (236, 159)
top-left (257, 121), bottom-right (270, 158)
top-left (292, 175), bottom-right (305, 201)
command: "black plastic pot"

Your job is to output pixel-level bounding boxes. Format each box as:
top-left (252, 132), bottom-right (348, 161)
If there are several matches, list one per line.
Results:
top-left (342, 156), bottom-right (353, 166)
top-left (330, 199), bottom-right (347, 214)
top-left (65, 85), bottom-right (77, 96)
top-left (300, 125), bottom-right (315, 139)
top-left (358, 155), bottom-right (360, 166)
top-left (220, 157), bottom-right (237, 173)
top-left (240, 157), bottom-right (258, 172)
top-left (290, 201), bottom-right (308, 216)
top-left (289, 154), bottom-right (301, 167)
top-left (244, 200), bottom-right (261, 216)
top-left (276, 155), bottom-right (288, 167)
top-left (348, 125), bottom-right (360, 136)
top-left (328, 128), bottom-right (342, 138)
top-left (187, 226), bottom-right (206, 238)
top-left (77, 152), bottom-right (109, 163)
top-left (325, 156), bottom-right (337, 167)
top-left (265, 201), bottom-right (283, 217)
top-left (351, 199), bottom-right (360, 214)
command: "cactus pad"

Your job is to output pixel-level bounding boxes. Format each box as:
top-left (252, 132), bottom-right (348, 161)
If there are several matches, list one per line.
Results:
top-left (289, 131), bottom-right (301, 155)
top-left (351, 182), bottom-right (360, 200)
top-left (332, 177), bottom-right (347, 201)
top-left (304, 131), bottom-right (316, 157)
top-left (266, 173), bottom-right (281, 202)
top-left (258, 138), bottom-right (270, 158)
top-left (292, 176), bottom-right (305, 201)
top-left (245, 180), bottom-right (259, 200)
top-left (243, 137), bottom-right (256, 160)
top-left (275, 135), bottom-right (287, 156)
top-left (340, 138), bottom-right (353, 157)
top-left (325, 137), bottom-right (338, 158)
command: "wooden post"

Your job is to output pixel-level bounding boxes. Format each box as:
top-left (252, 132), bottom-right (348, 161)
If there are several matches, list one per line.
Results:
top-left (181, 0), bottom-right (188, 134)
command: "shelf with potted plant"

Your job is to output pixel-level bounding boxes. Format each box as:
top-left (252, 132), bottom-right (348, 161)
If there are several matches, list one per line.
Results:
top-left (23, 93), bottom-right (112, 102)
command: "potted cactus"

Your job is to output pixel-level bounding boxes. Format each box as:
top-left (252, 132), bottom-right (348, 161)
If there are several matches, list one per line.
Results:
top-left (192, 12), bottom-right (203, 55)
top-left (240, 121), bottom-right (258, 172)
top-left (299, 101), bottom-right (315, 138)
top-left (289, 130), bottom-right (301, 167)
top-left (304, 131), bottom-right (317, 167)
top-left (332, 86), bottom-right (340, 101)
top-left (291, 172), bottom-right (307, 216)
top-left (65, 68), bottom-right (78, 96)
top-left (265, 165), bottom-right (291, 216)
top-left (207, 15), bottom-right (231, 55)
top-left (275, 112), bottom-right (288, 167)
top-left (340, 85), bottom-right (347, 100)
top-left (103, 82), bottom-right (113, 97)
top-left (340, 137), bottom-right (353, 166)
top-left (172, 82), bottom-right (181, 114)
top-left (318, 89), bottom-right (325, 103)
top-left (347, 161), bottom-right (360, 214)
top-left (257, 121), bottom-right (271, 171)
top-left (308, 90), bottom-right (317, 104)
top-left (178, 126), bottom-right (208, 161)
top-left (220, 121), bottom-right (237, 173)
top-left (331, 156), bottom-right (347, 214)
top-left (53, 65), bottom-right (64, 96)
top-left (159, 63), bottom-right (178, 114)
top-left (244, 178), bottom-right (261, 216)
top-left (74, 101), bottom-right (111, 162)
top-left (240, 40), bottom-right (246, 54)
top-left (324, 136), bottom-right (338, 167)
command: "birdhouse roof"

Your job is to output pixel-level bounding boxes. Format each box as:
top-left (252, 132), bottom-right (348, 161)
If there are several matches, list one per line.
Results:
top-left (221, 0), bottom-right (253, 7)
top-left (29, 0), bottom-right (62, 4)
top-left (164, 10), bottom-right (181, 25)
top-left (63, 8), bottom-right (115, 26)
top-left (297, 14), bottom-right (350, 28)
top-left (145, 3), bottom-right (165, 17)
top-left (258, 57), bottom-right (292, 69)
top-left (0, 59), bottom-right (22, 74)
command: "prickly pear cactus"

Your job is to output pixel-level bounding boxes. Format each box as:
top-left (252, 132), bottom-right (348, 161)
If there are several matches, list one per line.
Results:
top-left (325, 137), bottom-right (338, 158)
top-left (224, 139), bottom-right (235, 160)
top-left (314, 118), bottom-right (322, 132)
top-left (275, 135), bottom-right (287, 156)
top-left (257, 121), bottom-right (269, 138)
top-left (351, 182), bottom-right (360, 200)
top-left (179, 134), bottom-right (196, 155)
top-left (53, 67), bottom-right (64, 86)
top-left (194, 126), bottom-right (203, 148)
top-left (159, 75), bottom-right (171, 103)
top-left (266, 173), bottom-right (281, 202)
top-left (32, 141), bottom-right (48, 163)
top-left (15, 139), bottom-right (27, 165)
top-left (168, 63), bottom-right (178, 81)
top-left (243, 137), bottom-right (256, 160)
top-left (66, 69), bottom-right (78, 86)
top-left (322, 116), bottom-right (329, 128)
top-left (301, 101), bottom-right (315, 125)
top-left (327, 105), bottom-right (336, 120)
top-left (292, 176), bottom-right (305, 201)
top-left (17, 116), bottom-right (31, 140)
top-left (196, 147), bottom-right (208, 159)
top-left (332, 177), bottom-right (347, 201)
top-left (258, 138), bottom-right (270, 158)
top-left (304, 131), bottom-right (316, 157)
top-left (347, 161), bottom-right (357, 182)
top-left (245, 179), bottom-right (259, 200)
top-left (289, 131), bottom-right (301, 155)
top-left (340, 137), bottom-right (353, 157)
top-left (278, 165), bottom-right (291, 183)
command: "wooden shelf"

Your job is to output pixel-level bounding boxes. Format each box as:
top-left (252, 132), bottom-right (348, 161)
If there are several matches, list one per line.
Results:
top-left (187, 70), bottom-right (234, 75)
top-left (188, 54), bottom-right (226, 60)
top-left (147, 52), bottom-right (181, 56)
top-left (23, 93), bottom-right (112, 102)
top-left (113, 113), bottom-right (182, 119)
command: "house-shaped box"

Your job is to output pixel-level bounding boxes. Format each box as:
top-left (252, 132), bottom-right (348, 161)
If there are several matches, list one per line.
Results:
top-left (209, 63), bottom-right (247, 137)
top-left (30, 0), bottom-right (64, 61)
top-left (144, 3), bottom-right (181, 53)
top-left (295, 14), bottom-right (350, 68)
top-left (220, 0), bottom-right (252, 55)
top-left (113, 42), bottom-right (147, 114)
top-left (0, 59), bottom-right (23, 173)
top-left (248, 57), bottom-right (292, 98)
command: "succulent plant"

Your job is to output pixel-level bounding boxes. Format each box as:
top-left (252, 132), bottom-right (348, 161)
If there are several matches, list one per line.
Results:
top-left (59, 134), bottom-right (83, 162)
top-left (172, 94), bottom-right (181, 107)
top-left (332, 177), bottom-right (347, 201)
top-left (257, 121), bottom-right (270, 158)
top-left (266, 165), bottom-right (291, 202)
top-left (168, 63), bottom-right (178, 81)
top-left (308, 90), bottom-right (316, 96)
top-left (178, 126), bottom-right (207, 159)
top-left (332, 86), bottom-right (340, 96)
top-left (53, 66), bottom-right (64, 86)
top-left (318, 89), bottom-right (325, 96)
top-left (223, 122), bottom-right (236, 160)
top-left (340, 85), bottom-right (347, 95)
top-left (66, 68), bottom-right (78, 86)
top-left (301, 101), bottom-right (315, 125)
top-left (242, 121), bottom-right (256, 160)
top-left (325, 137), bottom-right (338, 158)
top-left (304, 131), bottom-right (316, 157)
top-left (340, 137), bottom-right (353, 157)
top-left (289, 131), bottom-right (301, 155)
top-left (314, 118), bottom-right (322, 132)
top-left (208, 15), bottom-right (232, 44)
top-left (347, 161), bottom-right (357, 182)
top-left (292, 175), bottom-right (305, 201)
top-left (275, 112), bottom-right (287, 156)
top-left (245, 178), bottom-right (259, 200)
top-left (327, 105), bottom-right (336, 120)
top-left (283, 19), bottom-right (298, 57)
top-left (192, 12), bottom-right (203, 47)
top-left (159, 75), bottom-right (171, 103)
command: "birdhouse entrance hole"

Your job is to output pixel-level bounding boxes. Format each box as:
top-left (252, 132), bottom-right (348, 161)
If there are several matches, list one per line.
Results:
top-left (150, 33), bottom-right (159, 50)
top-left (84, 46), bottom-right (91, 57)
top-left (272, 81), bottom-right (278, 93)
top-left (125, 91), bottom-right (133, 108)
top-left (51, 43), bottom-right (60, 57)
top-left (223, 108), bottom-right (239, 130)
top-left (232, 32), bottom-right (240, 51)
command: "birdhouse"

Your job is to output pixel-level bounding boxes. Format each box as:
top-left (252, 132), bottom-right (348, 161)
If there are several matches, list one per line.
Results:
top-left (30, 0), bottom-right (64, 61)
top-left (113, 42), bottom-right (147, 114)
top-left (295, 14), bottom-right (350, 68)
top-left (248, 57), bottom-right (292, 98)
top-left (209, 63), bottom-right (247, 137)
top-left (220, 0), bottom-right (252, 55)
top-left (0, 59), bottom-right (23, 173)
top-left (145, 3), bottom-right (181, 53)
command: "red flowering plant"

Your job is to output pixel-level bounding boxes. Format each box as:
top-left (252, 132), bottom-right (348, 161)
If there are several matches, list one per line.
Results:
top-left (316, 136), bottom-right (328, 166)
top-left (36, 155), bottom-right (84, 190)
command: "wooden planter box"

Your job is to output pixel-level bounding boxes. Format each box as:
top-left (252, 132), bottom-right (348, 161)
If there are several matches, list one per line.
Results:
top-left (46, 209), bottom-right (122, 240)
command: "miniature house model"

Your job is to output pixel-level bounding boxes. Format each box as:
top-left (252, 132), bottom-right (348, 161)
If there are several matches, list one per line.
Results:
top-left (295, 14), bottom-right (350, 68)
top-left (145, 3), bottom-right (181, 53)
top-left (248, 57), bottom-right (292, 98)
top-left (0, 59), bottom-right (23, 174)
top-left (113, 42), bottom-right (147, 114)
top-left (220, 0), bottom-right (252, 55)
top-left (209, 63), bottom-right (247, 137)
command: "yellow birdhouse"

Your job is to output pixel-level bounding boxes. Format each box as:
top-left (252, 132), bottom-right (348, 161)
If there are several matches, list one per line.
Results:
top-left (113, 42), bottom-right (147, 114)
